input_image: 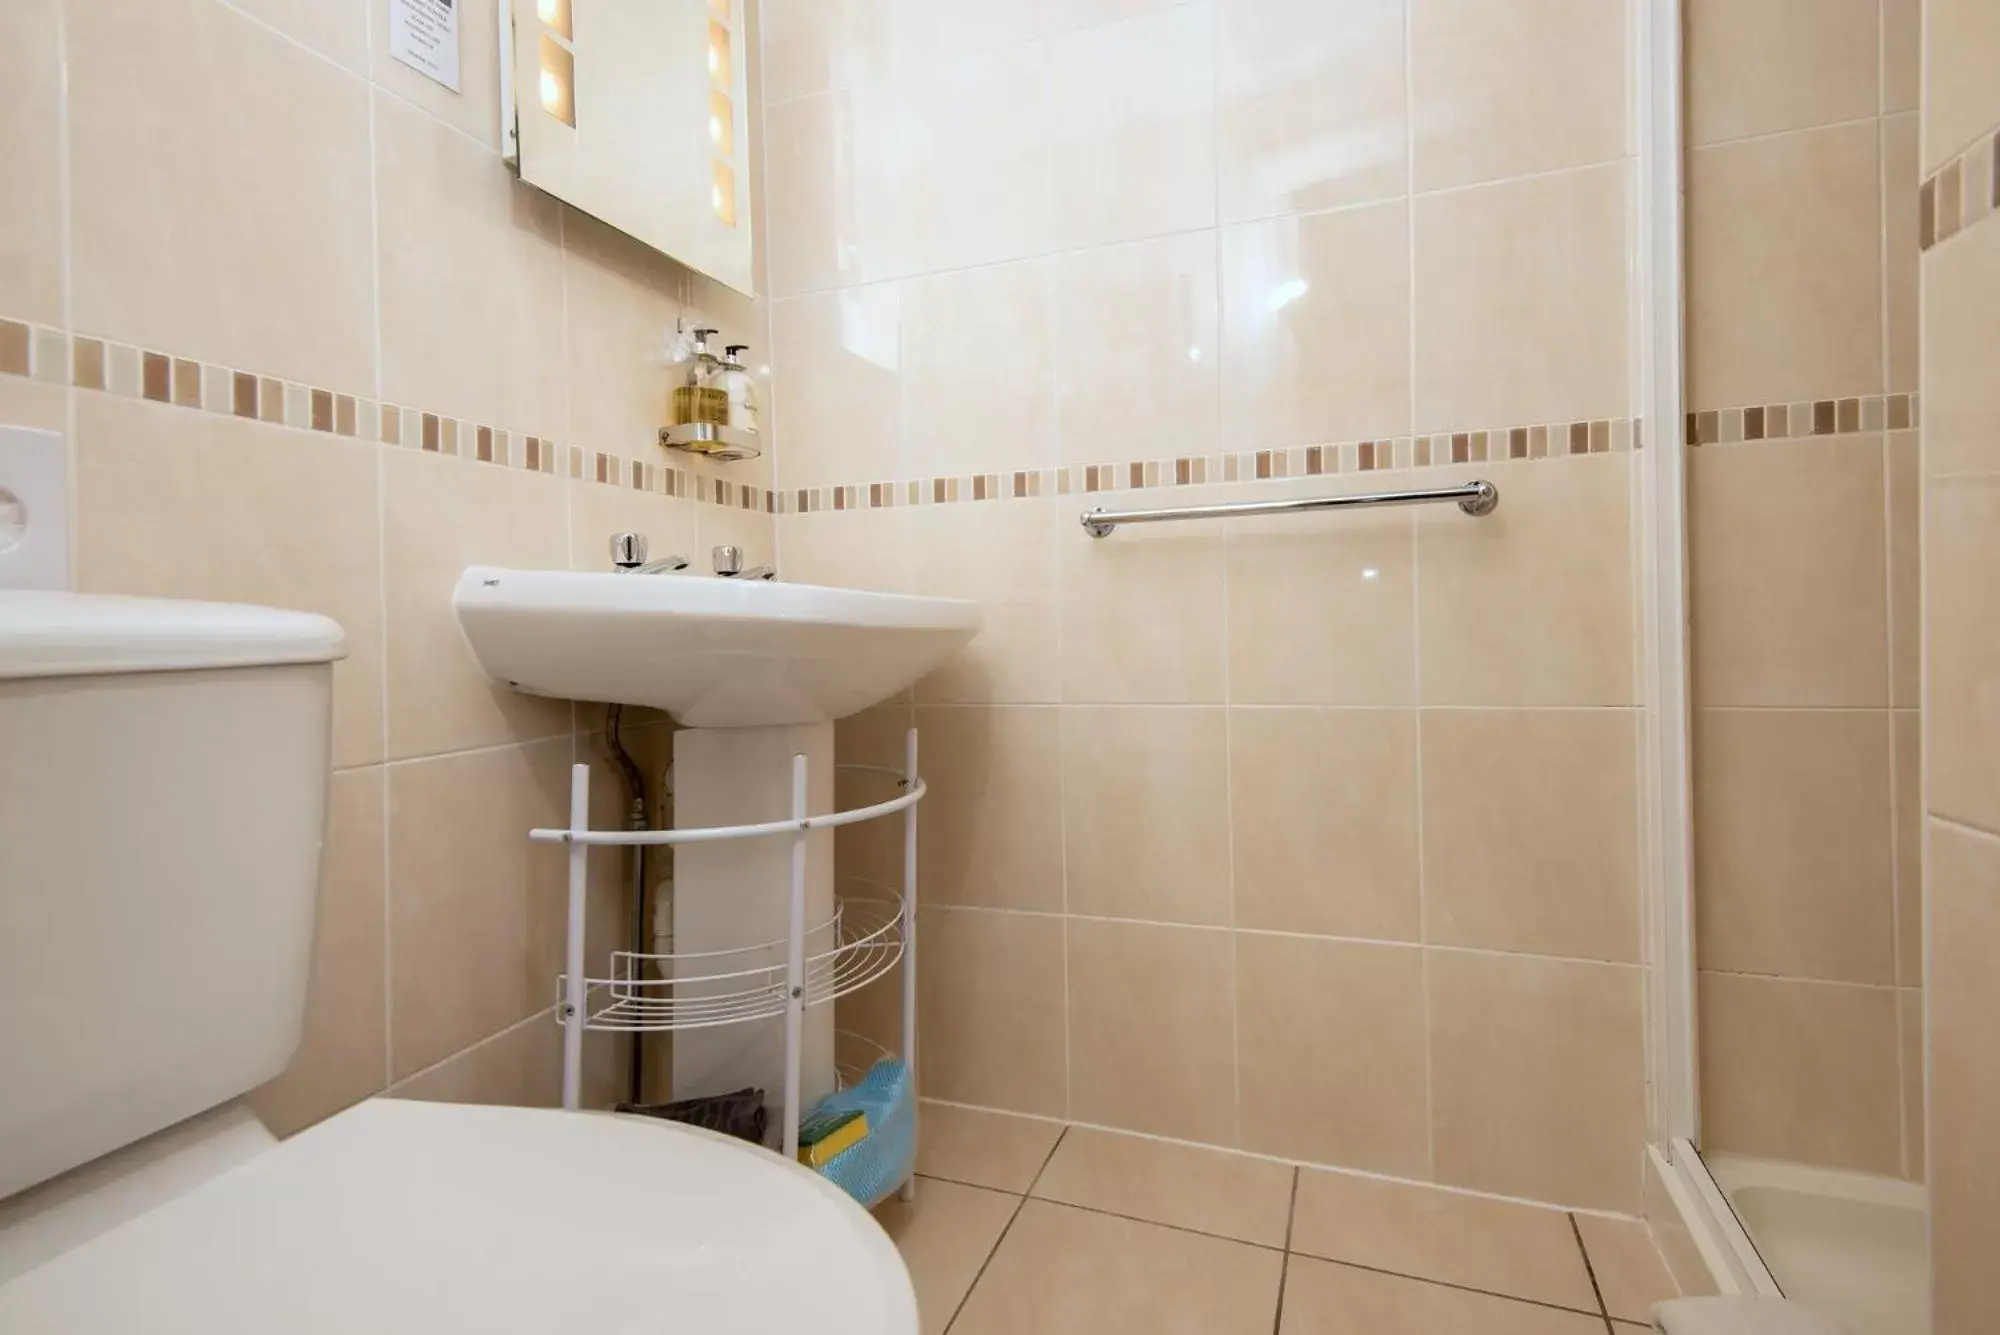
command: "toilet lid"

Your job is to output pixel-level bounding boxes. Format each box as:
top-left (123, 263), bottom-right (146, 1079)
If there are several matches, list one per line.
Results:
top-left (0, 1099), bottom-right (918, 1334)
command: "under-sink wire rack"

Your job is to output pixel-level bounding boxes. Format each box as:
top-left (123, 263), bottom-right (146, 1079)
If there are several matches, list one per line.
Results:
top-left (529, 732), bottom-right (923, 1173)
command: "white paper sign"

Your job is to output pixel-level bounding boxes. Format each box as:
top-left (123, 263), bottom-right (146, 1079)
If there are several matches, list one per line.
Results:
top-left (388, 0), bottom-right (461, 92)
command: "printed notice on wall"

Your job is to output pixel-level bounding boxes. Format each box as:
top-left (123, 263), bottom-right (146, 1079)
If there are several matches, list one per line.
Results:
top-left (388, 0), bottom-right (460, 92)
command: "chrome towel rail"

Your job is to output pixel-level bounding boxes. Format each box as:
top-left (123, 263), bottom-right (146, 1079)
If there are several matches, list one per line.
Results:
top-left (1080, 479), bottom-right (1499, 538)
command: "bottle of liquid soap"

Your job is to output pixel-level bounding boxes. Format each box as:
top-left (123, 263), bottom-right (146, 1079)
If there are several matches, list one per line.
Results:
top-left (668, 328), bottom-right (729, 431)
top-left (716, 344), bottom-right (760, 436)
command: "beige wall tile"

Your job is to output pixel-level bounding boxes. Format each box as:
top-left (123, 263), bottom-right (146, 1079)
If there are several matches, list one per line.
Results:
top-left (1888, 432), bottom-right (1921, 706)
top-left (1067, 919), bottom-right (1236, 1144)
top-left (911, 501), bottom-right (1062, 705)
top-left (1697, 970), bottom-right (1902, 1175)
top-left (780, 507), bottom-right (914, 592)
top-left (1281, 1257), bottom-right (1605, 1335)
top-left (236, 0), bottom-right (368, 72)
top-left (915, 706), bottom-right (1065, 913)
top-left (902, 260), bottom-right (1056, 477)
top-left (1885, 116), bottom-right (1921, 394)
top-left (763, 87), bottom-right (875, 298)
top-left (1924, 0), bottom-right (2000, 174)
top-left (560, 211), bottom-right (693, 463)
top-left (388, 1010), bottom-right (626, 1110)
top-left (871, 1178), bottom-right (1020, 1335)
top-left (1421, 709), bottom-right (1640, 963)
top-left (247, 767), bottom-right (387, 1137)
top-left (568, 484), bottom-right (704, 574)
top-left (1032, 1127), bottom-right (1295, 1247)
top-left (761, 0), bottom-right (891, 102)
top-left (1927, 819), bottom-right (2000, 1333)
top-left (835, 702), bottom-right (916, 889)
top-left (387, 740), bottom-right (576, 1080)
top-left (381, 449), bottom-right (573, 761)
top-left (1923, 213), bottom-right (2000, 477)
top-left (1050, 5), bottom-right (1216, 250)
top-left (1410, 0), bottom-right (1627, 190)
top-left (1573, 1214), bottom-right (1680, 1325)
top-left (1221, 203), bottom-right (1411, 449)
top-left (1686, 0), bottom-right (1879, 146)
top-left (885, 0), bottom-right (1056, 69)
top-left (771, 285), bottom-right (902, 488)
top-left (0, 0), bottom-right (62, 328)
top-left (0, 376), bottom-right (66, 430)
top-left (1899, 987), bottom-right (1925, 1182)
top-left (1690, 436), bottom-right (1889, 708)
top-left (1694, 709), bottom-right (1895, 984)
top-left (918, 906), bottom-right (1068, 1116)
top-left (951, 1201), bottom-right (1283, 1335)
top-left (1226, 496), bottom-right (1416, 706)
top-left (1687, 123), bottom-right (1882, 407)
top-left (375, 91), bottom-right (566, 440)
top-left (1060, 507), bottom-right (1227, 704)
top-left (1416, 456), bottom-right (1636, 707)
top-left (1925, 475), bottom-right (2000, 833)
top-left (1062, 707), bottom-right (1230, 925)
top-left (368, 0), bottom-right (503, 149)
top-left (74, 396), bottom-right (386, 770)
top-left (1895, 711), bottom-right (1923, 986)
top-left (1883, 0), bottom-right (1920, 114)
top-left (1413, 164), bottom-right (1630, 431)
top-left (1056, 232), bottom-right (1220, 463)
top-left (1428, 950), bottom-right (1645, 1211)
top-left (1236, 935), bottom-right (1428, 1176)
top-left (915, 1101), bottom-right (1063, 1193)
top-left (68, 0), bottom-right (374, 392)
top-left (1229, 709), bottom-right (1420, 940)
top-left (1290, 1169), bottom-right (1601, 1311)
top-left (1215, 0), bottom-right (1407, 220)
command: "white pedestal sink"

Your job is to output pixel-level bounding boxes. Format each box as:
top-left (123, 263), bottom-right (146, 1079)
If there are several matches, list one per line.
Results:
top-left (451, 569), bottom-right (980, 1123)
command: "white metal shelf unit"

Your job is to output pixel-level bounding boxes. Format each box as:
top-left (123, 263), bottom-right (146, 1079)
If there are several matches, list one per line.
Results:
top-left (529, 730), bottom-right (923, 1177)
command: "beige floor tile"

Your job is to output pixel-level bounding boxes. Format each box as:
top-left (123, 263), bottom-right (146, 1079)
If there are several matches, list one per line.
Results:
top-left (1280, 1256), bottom-right (1608, 1335)
top-left (915, 1102), bottom-right (1064, 1194)
top-left (1290, 1170), bottom-right (1600, 1313)
top-left (1032, 1127), bottom-right (1295, 1248)
top-left (873, 1178), bottom-right (1020, 1335)
top-left (951, 1200), bottom-right (1283, 1335)
top-left (1575, 1214), bottom-right (1679, 1324)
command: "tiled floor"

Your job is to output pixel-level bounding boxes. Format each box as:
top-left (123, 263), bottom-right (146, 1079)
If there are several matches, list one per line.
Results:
top-left (875, 1103), bottom-right (1686, 1335)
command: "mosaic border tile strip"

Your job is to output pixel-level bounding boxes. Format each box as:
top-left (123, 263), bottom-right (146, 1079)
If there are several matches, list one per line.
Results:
top-left (775, 417), bottom-right (1641, 516)
top-left (0, 318), bottom-right (778, 515)
top-left (1686, 392), bottom-right (1920, 446)
top-left (1921, 122), bottom-right (2000, 251)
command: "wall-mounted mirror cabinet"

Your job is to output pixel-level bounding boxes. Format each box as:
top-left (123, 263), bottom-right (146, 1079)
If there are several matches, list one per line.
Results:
top-left (499, 0), bottom-right (754, 296)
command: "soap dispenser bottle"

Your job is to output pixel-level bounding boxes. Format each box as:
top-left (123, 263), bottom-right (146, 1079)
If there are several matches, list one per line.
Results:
top-left (715, 345), bottom-right (760, 436)
top-left (669, 328), bottom-right (729, 430)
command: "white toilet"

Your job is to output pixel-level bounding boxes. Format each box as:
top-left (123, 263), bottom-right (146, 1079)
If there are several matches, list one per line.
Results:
top-left (0, 590), bottom-right (918, 1333)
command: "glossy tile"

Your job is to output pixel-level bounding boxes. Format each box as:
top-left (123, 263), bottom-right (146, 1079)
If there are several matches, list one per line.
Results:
top-left (1923, 208), bottom-right (2000, 476)
top-left (1062, 707), bottom-right (1230, 925)
top-left (1220, 202), bottom-right (1411, 449)
top-left (1894, 711), bottom-right (1923, 987)
top-left (951, 1201), bottom-right (1284, 1335)
top-left (902, 260), bottom-right (1056, 478)
top-left (1235, 935), bottom-right (1429, 1176)
top-left (389, 1013), bottom-right (563, 1109)
top-left (1697, 970), bottom-right (1902, 1175)
top-left (1060, 498), bottom-right (1227, 704)
top-left (1925, 475), bottom-right (2000, 833)
top-left (0, 0), bottom-right (62, 327)
top-left (1416, 456), bottom-right (1636, 707)
top-left (1413, 164), bottom-right (1630, 432)
top-left (916, 1102), bottom-right (1064, 1193)
top-left (918, 907), bottom-right (1068, 1117)
top-left (1290, 1170), bottom-right (1600, 1311)
top-left (1066, 918), bottom-right (1237, 1144)
top-left (1899, 987), bottom-right (1925, 1182)
top-left (1885, 117), bottom-right (1921, 394)
top-left (911, 500), bottom-right (1063, 705)
top-left (1887, 432), bottom-right (1921, 706)
top-left (1427, 950), bottom-right (1645, 1212)
top-left (1693, 708), bottom-right (1896, 985)
top-left (561, 210), bottom-right (693, 465)
top-left (368, 0), bottom-right (504, 148)
top-left (1409, 0), bottom-right (1627, 190)
top-left (1421, 709), bottom-right (1640, 963)
top-left (872, 1178), bottom-right (1020, 1335)
top-left (1281, 1257), bottom-right (1607, 1335)
top-left (770, 285), bottom-right (904, 488)
top-left (1883, 0), bottom-right (1920, 114)
top-left (1032, 1127), bottom-right (1295, 1247)
top-left (1687, 123), bottom-right (1882, 407)
top-left (761, 0), bottom-right (891, 101)
top-left (914, 706), bottom-right (1065, 912)
top-left (1924, 0), bottom-right (2000, 176)
top-left (68, 0), bottom-right (373, 392)
top-left (1229, 708), bottom-right (1420, 941)
top-left (1685, 0), bottom-right (1878, 146)
top-left (1690, 436), bottom-right (1889, 708)
top-left (763, 87), bottom-right (876, 298)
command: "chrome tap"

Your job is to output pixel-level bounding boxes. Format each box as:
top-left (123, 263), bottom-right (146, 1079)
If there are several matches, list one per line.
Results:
top-left (609, 533), bottom-right (689, 575)
top-left (711, 544), bottom-right (775, 580)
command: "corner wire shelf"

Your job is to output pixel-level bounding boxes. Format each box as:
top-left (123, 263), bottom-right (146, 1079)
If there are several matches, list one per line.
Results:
top-left (529, 734), bottom-right (923, 1193)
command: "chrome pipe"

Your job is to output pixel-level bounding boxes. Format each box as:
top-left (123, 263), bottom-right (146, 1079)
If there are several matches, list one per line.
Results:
top-left (1080, 479), bottom-right (1499, 538)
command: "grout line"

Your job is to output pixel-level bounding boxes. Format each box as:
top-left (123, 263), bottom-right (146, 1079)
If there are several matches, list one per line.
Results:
top-left (1569, 1212), bottom-right (1617, 1334)
top-left (385, 1006), bottom-right (555, 1091)
top-left (940, 1125), bottom-right (1069, 1335)
top-left (1287, 1253), bottom-right (1616, 1323)
top-left (1271, 1168), bottom-right (1301, 1335)
top-left (1688, 112), bottom-right (1888, 155)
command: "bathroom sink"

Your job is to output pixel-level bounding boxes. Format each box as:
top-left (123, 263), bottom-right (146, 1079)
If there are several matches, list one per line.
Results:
top-left (451, 569), bottom-right (982, 727)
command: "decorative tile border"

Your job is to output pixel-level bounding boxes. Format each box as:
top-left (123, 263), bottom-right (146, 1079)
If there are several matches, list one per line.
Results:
top-left (1921, 123), bottom-right (2000, 251)
top-left (776, 417), bottom-right (1641, 515)
top-left (0, 317), bottom-right (778, 515)
top-left (1686, 392), bottom-right (1919, 446)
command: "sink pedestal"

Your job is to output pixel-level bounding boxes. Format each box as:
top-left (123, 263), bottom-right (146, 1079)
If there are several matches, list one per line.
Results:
top-left (670, 723), bottom-right (837, 1130)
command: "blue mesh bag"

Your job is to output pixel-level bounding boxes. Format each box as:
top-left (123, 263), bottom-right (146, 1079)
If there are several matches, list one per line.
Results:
top-left (806, 1058), bottom-right (914, 1207)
